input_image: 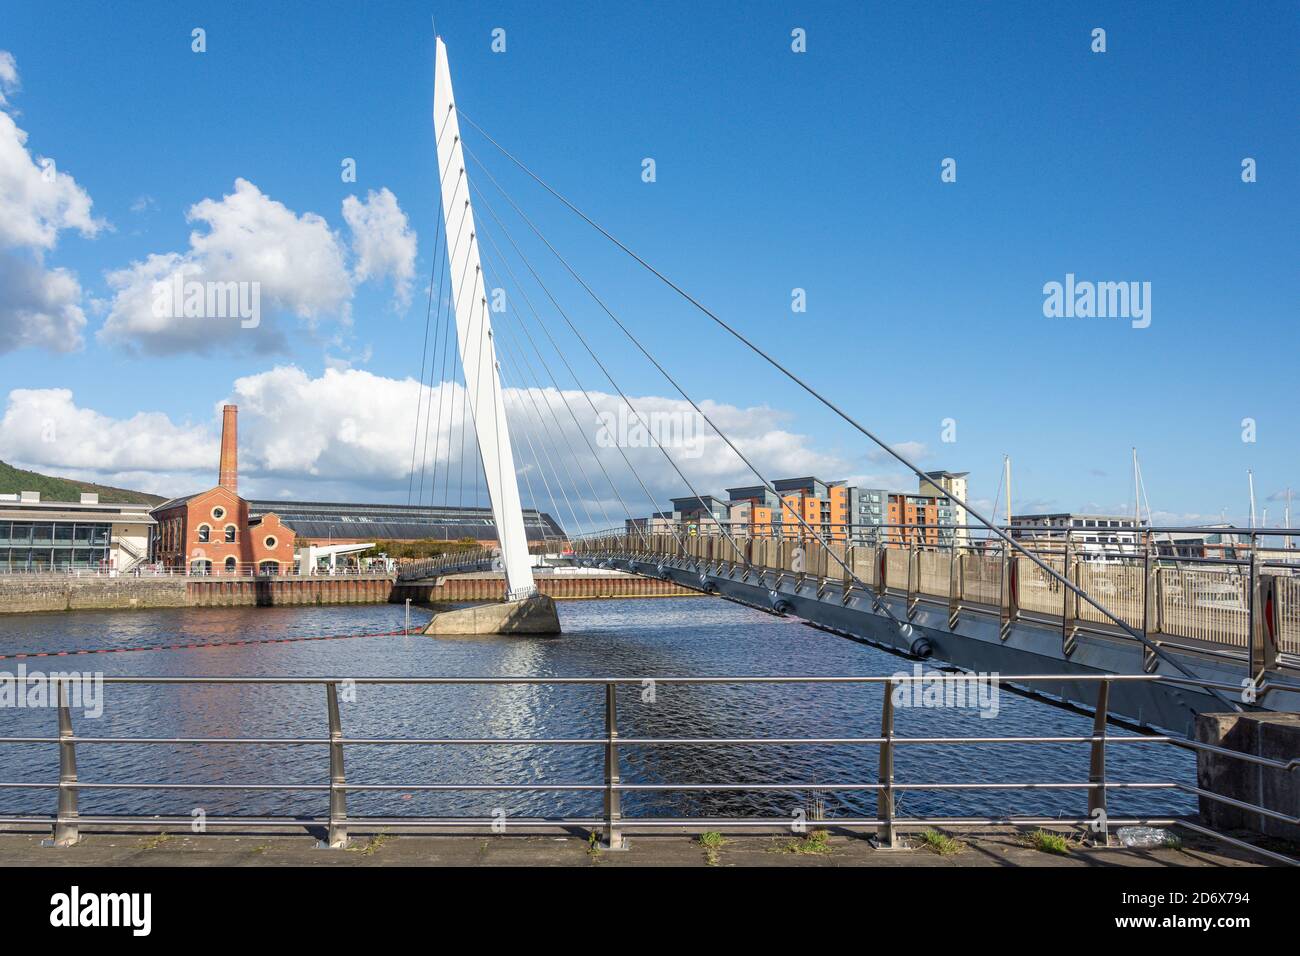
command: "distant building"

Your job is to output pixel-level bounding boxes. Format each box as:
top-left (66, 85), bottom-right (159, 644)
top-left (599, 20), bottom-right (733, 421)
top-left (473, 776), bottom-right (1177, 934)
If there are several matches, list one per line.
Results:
top-left (151, 406), bottom-right (297, 574)
top-left (654, 470), bottom-right (972, 548)
top-left (1008, 512), bottom-right (1145, 561)
top-left (247, 500), bottom-right (564, 545)
top-left (670, 494), bottom-right (729, 532)
top-left (625, 512), bottom-right (676, 536)
top-left (724, 485), bottom-right (777, 536)
top-left (920, 471), bottom-right (969, 546)
top-left (0, 491), bottom-right (155, 572)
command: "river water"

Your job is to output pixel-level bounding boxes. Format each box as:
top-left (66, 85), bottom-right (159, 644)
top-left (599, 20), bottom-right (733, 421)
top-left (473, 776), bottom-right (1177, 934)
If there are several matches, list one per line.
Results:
top-left (0, 598), bottom-right (1194, 824)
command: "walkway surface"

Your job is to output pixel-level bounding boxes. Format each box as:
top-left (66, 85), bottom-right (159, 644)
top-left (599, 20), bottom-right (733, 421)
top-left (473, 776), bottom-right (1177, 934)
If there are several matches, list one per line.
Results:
top-left (0, 826), bottom-right (1272, 867)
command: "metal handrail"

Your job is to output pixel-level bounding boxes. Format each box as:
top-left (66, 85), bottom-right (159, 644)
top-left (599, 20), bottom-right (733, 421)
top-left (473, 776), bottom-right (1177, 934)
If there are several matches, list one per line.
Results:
top-left (0, 673), bottom-right (1294, 863)
top-left (568, 530), bottom-right (1300, 667)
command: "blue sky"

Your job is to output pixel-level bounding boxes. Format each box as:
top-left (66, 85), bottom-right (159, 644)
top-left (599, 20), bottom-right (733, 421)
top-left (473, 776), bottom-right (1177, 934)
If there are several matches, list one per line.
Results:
top-left (0, 1), bottom-right (1295, 530)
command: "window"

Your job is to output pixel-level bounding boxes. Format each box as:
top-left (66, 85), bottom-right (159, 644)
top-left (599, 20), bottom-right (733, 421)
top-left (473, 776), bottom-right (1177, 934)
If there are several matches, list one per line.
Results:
top-left (264, 535), bottom-right (277, 549)
top-left (258, 560), bottom-right (280, 575)
top-left (224, 556), bottom-right (237, 572)
top-left (212, 506), bottom-right (226, 521)
top-left (225, 525), bottom-right (236, 543)
top-left (197, 524), bottom-right (210, 543)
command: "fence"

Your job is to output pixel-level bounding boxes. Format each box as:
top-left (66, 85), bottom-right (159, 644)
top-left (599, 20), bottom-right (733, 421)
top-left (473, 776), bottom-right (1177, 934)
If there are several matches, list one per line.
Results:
top-left (571, 526), bottom-right (1300, 663)
top-left (0, 674), bottom-right (1293, 864)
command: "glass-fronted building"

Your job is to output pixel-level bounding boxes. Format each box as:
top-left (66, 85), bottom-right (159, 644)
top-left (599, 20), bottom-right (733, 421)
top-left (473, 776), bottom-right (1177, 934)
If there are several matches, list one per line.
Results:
top-left (0, 493), bottom-right (156, 572)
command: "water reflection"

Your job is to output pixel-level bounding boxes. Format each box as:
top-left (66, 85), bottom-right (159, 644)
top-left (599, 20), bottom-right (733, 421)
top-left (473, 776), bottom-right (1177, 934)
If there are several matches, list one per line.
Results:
top-left (0, 600), bottom-right (1194, 822)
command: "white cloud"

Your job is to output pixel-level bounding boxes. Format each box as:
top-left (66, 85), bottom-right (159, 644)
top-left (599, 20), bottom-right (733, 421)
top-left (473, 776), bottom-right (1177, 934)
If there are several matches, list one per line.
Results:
top-left (0, 110), bottom-right (103, 250)
top-left (342, 188), bottom-right (417, 307)
top-left (0, 388), bottom-right (216, 482)
top-left (867, 440), bottom-right (928, 464)
top-left (0, 51), bottom-right (18, 107)
top-left (0, 371), bottom-right (859, 530)
top-left (0, 55), bottom-right (104, 355)
top-left (98, 179), bottom-right (418, 355)
top-left (0, 252), bottom-right (86, 351)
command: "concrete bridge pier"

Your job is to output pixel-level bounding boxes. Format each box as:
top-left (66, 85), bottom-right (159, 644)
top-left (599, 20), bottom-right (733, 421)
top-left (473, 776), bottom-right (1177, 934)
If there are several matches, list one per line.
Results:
top-left (1195, 711), bottom-right (1300, 843)
top-left (422, 593), bottom-right (561, 637)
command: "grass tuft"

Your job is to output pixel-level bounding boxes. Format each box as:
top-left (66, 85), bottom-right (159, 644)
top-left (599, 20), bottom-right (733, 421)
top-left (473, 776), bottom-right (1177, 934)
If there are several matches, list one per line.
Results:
top-left (770, 828), bottom-right (834, 855)
top-left (1026, 829), bottom-right (1071, 856)
top-left (918, 828), bottom-right (966, 856)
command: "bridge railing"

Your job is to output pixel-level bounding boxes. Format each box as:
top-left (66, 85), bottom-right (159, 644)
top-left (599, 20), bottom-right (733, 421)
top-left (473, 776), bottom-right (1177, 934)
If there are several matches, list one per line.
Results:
top-left (1, 673), bottom-right (1292, 863)
top-left (570, 524), bottom-right (1300, 664)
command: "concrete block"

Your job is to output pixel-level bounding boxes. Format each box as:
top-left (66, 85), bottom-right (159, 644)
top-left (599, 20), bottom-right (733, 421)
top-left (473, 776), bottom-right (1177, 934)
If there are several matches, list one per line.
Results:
top-left (423, 594), bottom-right (562, 636)
top-left (1195, 711), bottom-right (1300, 841)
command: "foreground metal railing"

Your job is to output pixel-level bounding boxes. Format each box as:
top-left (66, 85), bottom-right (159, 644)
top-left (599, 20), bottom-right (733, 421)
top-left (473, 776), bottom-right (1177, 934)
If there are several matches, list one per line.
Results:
top-left (0, 674), bottom-right (1294, 864)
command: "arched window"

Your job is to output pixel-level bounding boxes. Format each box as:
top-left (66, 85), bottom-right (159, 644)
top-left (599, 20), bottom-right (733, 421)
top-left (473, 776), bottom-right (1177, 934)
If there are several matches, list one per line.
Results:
top-left (225, 525), bottom-right (236, 543)
top-left (190, 559), bottom-right (212, 575)
top-left (224, 556), bottom-right (237, 573)
top-left (258, 560), bottom-right (280, 576)
top-left (197, 524), bottom-right (210, 543)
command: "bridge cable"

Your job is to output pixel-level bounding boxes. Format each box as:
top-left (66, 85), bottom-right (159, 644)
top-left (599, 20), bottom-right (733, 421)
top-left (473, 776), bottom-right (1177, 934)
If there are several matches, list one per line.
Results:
top-left (425, 178), bottom-right (475, 508)
top-left (488, 345), bottom-right (569, 545)
top-left (463, 167), bottom-right (711, 561)
top-left (405, 190), bottom-right (443, 505)
top-left (475, 205), bottom-right (657, 548)
top-left (464, 144), bottom-right (920, 630)
top-left (407, 122), bottom-right (459, 504)
top-left (487, 307), bottom-right (595, 535)
top-left (458, 111), bottom-right (1237, 711)
top-left (478, 239), bottom-right (622, 535)
top-left (480, 239), bottom-right (644, 545)
top-left (414, 190), bottom-right (449, 507)
top-left (475, 267), bottom-right (593, 535)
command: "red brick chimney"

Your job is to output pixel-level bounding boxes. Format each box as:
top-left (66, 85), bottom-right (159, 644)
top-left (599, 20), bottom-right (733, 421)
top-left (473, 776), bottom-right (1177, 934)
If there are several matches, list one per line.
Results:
top-left (218, 404), bottom-right (238, 494)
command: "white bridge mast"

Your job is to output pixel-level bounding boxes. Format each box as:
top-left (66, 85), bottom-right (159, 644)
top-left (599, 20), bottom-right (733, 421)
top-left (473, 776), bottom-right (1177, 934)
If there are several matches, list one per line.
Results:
top-left (433, 36), bottom-right (535, 600)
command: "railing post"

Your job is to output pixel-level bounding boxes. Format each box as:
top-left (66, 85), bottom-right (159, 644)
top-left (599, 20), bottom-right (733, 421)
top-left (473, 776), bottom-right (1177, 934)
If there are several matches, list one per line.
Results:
top-left (948, 546), bottom-right (962, 629)
top-left (906, 542), bottom-right (919, 619)
top-left (1088, 679), bottom-right (1110, 846)
top-left (49, 679), bottom-right (80, 847)
top-left (1061, 541), bottom-right (1078, 656)
top-left (1141, 539), bottom-right (1154, 640)
top-left (602, 682), bottom-right (624, 850)
top-left (875, 679), bottom-right (896, 848)
top-left (1251, 560), bottom-right (1280, 678)
top-left (999, 543), bottom-right (1018, 640)
top-left (324, 682), bottom-right (348, 849)
top-left (1247, 548), bottom-right (1260, 679)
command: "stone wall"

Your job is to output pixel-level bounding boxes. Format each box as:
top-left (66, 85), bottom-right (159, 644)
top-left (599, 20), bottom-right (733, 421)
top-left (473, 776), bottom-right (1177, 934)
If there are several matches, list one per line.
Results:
top-left (186, 576), bottom-right (395, 607)
top-left (0, 572), bottom-right (699, 614)
top-left (392, 574), bottom-right (700, 604)
top-left (0, 576), bottom-right (188, 613)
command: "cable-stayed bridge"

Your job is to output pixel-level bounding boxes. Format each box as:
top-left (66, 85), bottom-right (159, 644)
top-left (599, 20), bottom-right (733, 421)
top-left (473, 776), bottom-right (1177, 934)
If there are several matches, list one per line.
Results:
top-left (400, 38), bottom-right (1300, 736)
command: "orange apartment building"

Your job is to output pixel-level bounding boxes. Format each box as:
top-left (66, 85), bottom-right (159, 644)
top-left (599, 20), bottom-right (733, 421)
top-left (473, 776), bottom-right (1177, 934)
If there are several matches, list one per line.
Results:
top-left (151, 405), bottom-right (297, 574)
top-left (717, 476), bottom-right (962, 547)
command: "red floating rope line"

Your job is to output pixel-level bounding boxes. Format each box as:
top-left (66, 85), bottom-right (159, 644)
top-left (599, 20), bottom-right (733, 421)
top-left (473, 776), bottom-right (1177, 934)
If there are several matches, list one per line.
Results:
top-left (0, 627), bottom-right (422, 661)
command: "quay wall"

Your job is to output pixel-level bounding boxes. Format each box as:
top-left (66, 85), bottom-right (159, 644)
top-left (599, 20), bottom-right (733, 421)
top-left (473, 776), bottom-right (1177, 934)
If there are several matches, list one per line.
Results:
top-left (0, 573), bottom-right (697, 613)
top-left (0, 576), bottom-right (188, 613)
top-left (391, 574), bottom-right (701, 604)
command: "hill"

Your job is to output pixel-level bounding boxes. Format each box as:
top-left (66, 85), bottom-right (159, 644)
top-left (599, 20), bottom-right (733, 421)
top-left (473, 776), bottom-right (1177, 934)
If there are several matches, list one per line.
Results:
top-left (0, 460), bottom-right (166, 506)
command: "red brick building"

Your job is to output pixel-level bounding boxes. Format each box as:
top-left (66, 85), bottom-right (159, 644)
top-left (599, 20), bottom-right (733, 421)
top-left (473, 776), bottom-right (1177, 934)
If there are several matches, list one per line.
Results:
top-left (151, 405), bottom-right (296, 574)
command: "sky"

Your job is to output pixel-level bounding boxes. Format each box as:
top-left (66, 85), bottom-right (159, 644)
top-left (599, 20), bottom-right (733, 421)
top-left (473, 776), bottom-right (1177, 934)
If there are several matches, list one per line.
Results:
top-left (0, 1), bottom-right (1296, 533)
